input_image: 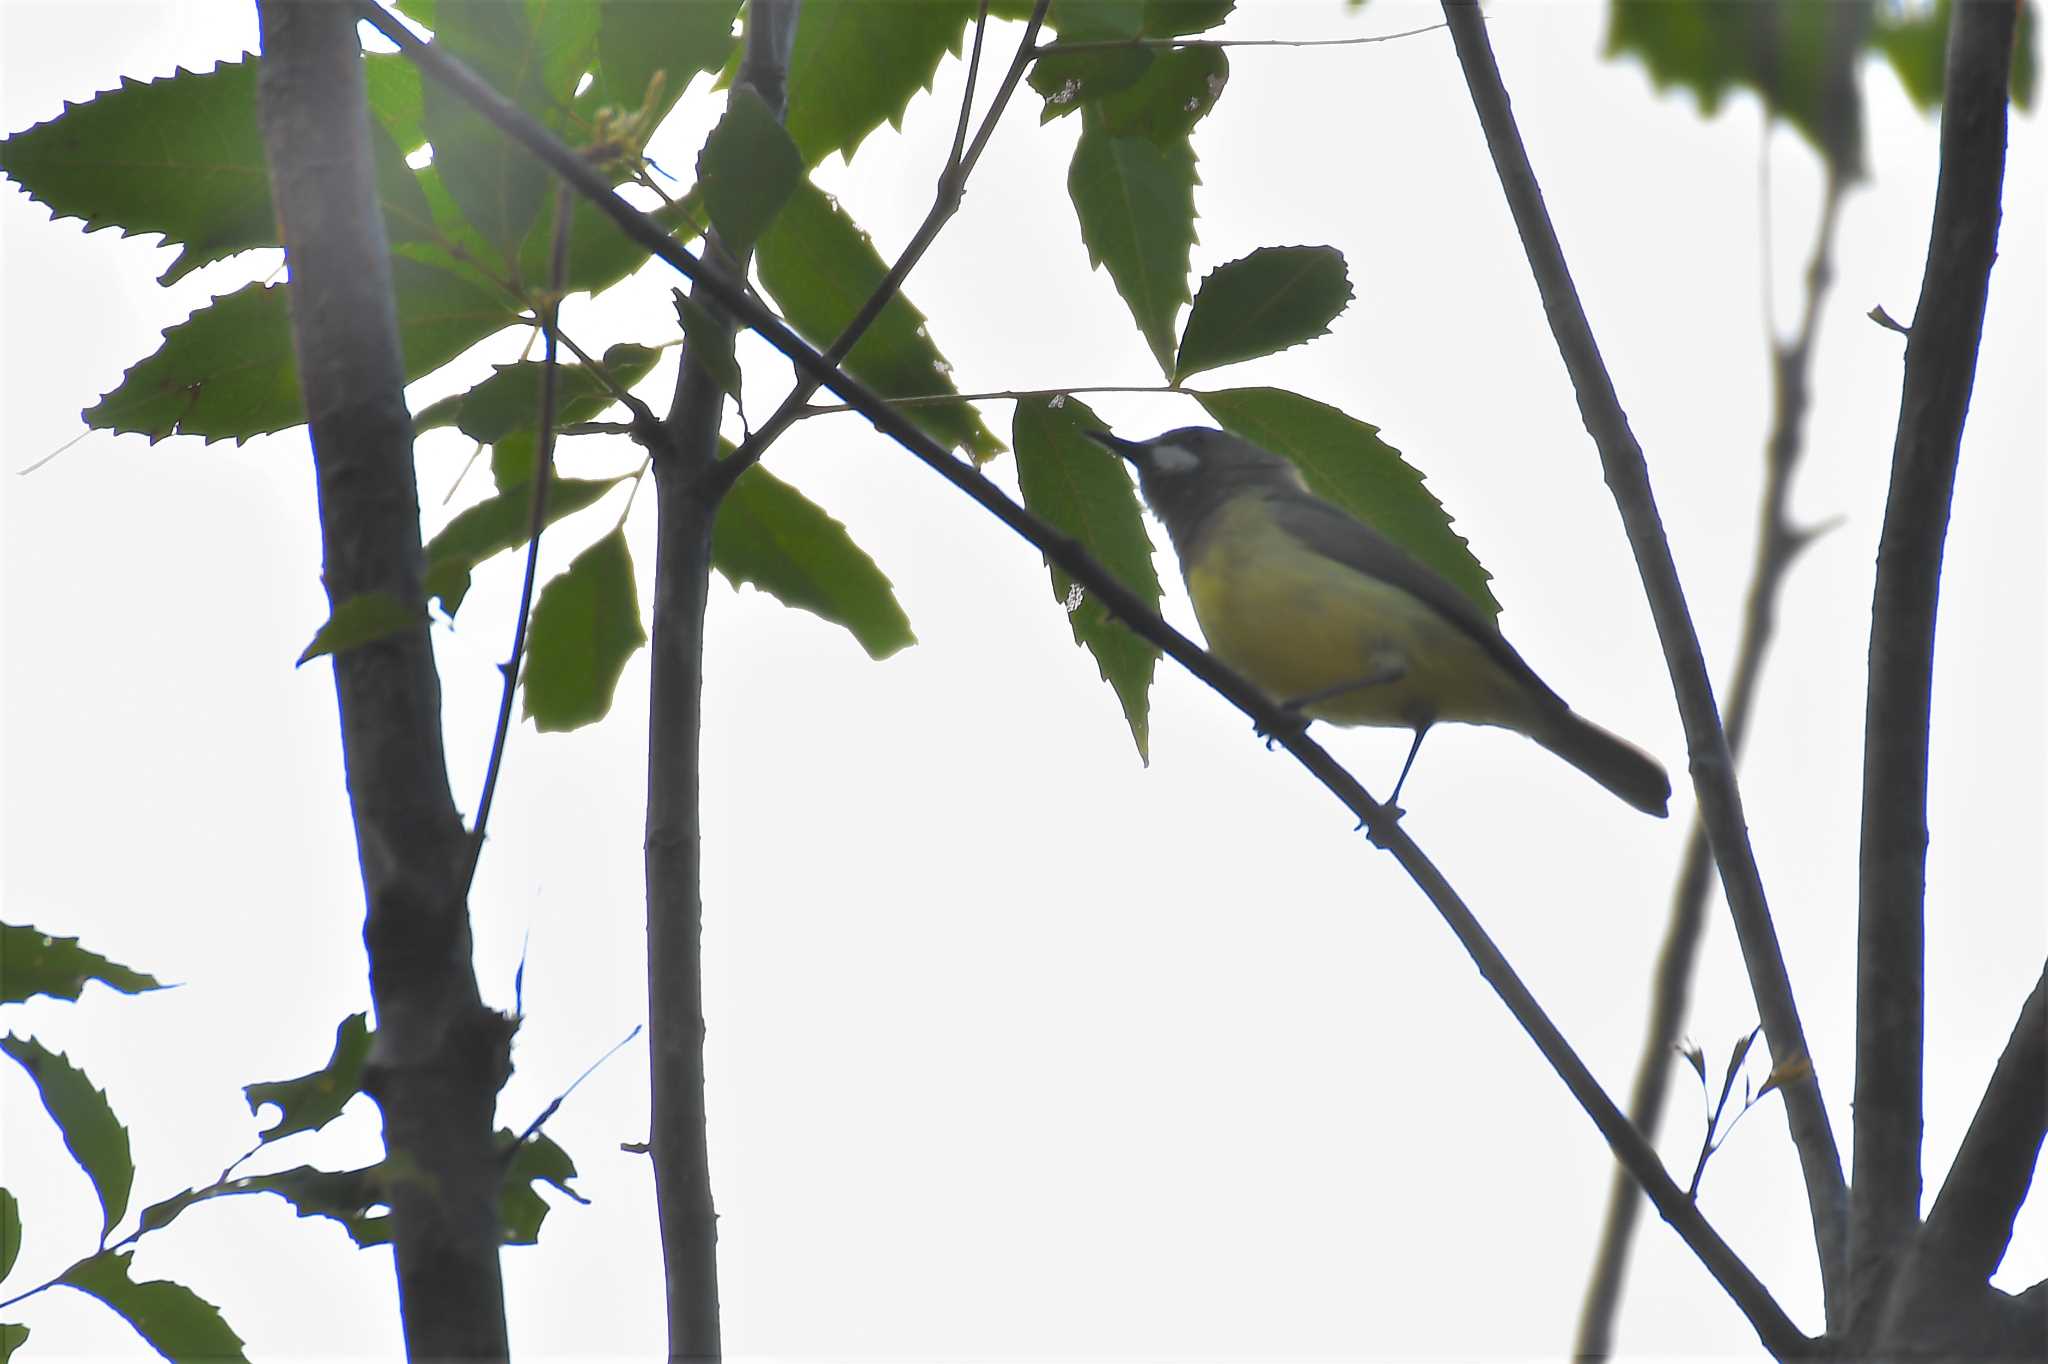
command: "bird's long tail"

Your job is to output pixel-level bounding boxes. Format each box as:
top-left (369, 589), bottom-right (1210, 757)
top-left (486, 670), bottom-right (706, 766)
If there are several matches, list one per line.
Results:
top-left (1531, 709), bottom-right (1671, 817)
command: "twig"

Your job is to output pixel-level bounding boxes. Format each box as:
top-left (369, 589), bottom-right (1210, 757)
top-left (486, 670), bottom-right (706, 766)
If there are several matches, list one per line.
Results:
top-left (1032, 24), bottom-right (1446, 56)
top-left (511, 1024), bottom-right (645, 1150)
top-left (356, 9), bottom-right (1810, 1348)
top-left (1852, 0), bottom-right (2016, 1326)
top-left (799, 382), bottom-right (1183, 417)
top-left (1439, 0), bottom-right (1849, 1308)
top-left (703, 0), bottom-right (1051, 495)
top-left (464, 185), bottom-right (572, 891)
top-left (1574, 167), bottom-right (1851, 1358)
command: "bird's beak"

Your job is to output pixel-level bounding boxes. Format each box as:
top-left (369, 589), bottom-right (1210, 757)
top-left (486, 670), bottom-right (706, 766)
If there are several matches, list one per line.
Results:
top-left (1082, 429), bottom-right (1144, 463)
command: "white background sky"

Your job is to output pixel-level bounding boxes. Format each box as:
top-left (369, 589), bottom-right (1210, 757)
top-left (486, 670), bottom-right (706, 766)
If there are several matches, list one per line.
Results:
top-left (3, 1), bottom-right (2042, 1360)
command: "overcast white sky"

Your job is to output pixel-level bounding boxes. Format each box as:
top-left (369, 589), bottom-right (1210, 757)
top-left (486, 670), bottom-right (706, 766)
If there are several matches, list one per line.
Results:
top-left (3, 1), bottom-right (2042, 1359)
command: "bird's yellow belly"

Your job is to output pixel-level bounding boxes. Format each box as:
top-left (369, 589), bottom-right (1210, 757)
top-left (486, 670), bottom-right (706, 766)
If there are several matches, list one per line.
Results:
top-left (1183, 516), bottom-right (1530, 730)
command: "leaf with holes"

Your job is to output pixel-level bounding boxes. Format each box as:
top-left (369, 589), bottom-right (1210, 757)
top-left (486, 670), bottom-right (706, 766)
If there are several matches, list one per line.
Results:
top-left (243, 1014), bottom-right (371, 1143)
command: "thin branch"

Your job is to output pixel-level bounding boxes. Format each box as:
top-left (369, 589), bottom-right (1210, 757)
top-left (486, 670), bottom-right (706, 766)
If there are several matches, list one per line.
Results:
top-left (798, 383), bottom-right (1184, 417)
top-left (1574, 166), bottom-right (1852, 1359)
top-left (465, 185), bottom-right (572, 891)
top-left (703, 0), bottom-right (1051, 495)
top-left (358, 12), bottom-right (1811, 1348)
top-left (1853, 0), bottom-right (2017, 1324)
top-left (1033, 24), bottom-right (1446, 56)
top-left (1439, 0), bottom-right (1850, 1309)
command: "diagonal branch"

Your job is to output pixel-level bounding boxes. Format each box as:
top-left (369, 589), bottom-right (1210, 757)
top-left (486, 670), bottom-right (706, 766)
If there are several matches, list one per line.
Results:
top-left (1852, 0), bottom-right (2017, 1324)
top-left (1439, 0), bottom-right (1850, 1311)
top-left (358, 7), bottom-right (1811, 1350)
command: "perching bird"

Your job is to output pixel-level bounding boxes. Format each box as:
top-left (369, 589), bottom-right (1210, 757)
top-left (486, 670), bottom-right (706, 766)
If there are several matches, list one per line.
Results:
top-left (1085, 426), bottom-right (1670, 817)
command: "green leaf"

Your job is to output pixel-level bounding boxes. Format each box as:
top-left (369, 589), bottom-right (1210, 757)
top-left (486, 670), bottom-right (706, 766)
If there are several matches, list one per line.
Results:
top-left (136, 1165), bottom-right (386, 1247)
top-left (59, 1252), bottom-right (248, 1363)
top-left (522, 530), bottom-right (647, 732)
top-left (1874, 0), bottom-right (2037, 112)
top-left (1144, 0), bottom-right (1234, 35)
top-left (1013, 396), bottom-right (1161, 760)
top-left (243, 1014), bottom-right (371, 1144)
top-left (1195, 388), bottom-right (1498, 618)
top-left (1087, 44), bottom-right (1228, 145)
top-left (756, 180), bottom-right (1002, 460)
top-left (593, 0), bottom-right (741, 116)
top-left (423, 0), bottom-right (583, 252)
top-left (0, 59), bottom-right (433, 285)
top-left (698, 87), bottom-right (803, 256)
top-left (364, 50), bottom-right (427, 152)
top-left (0, 1037), bottom-right (132, 1241)
top-left (83, 259), bottom-right (511, 445)
top-left (673, 291), bottom-right (743, 404)
top-left (783, 0), bottom-right (977, 165)
top-left (295, 593), bottom-right (426, 666)
top-left (1604, 0), bottom-right (1865, 174)
top-left (0, 1324), bottom-right (25, 1364)
top-left (512, 180), bottom-right (709, 298)
top-left (454, 343), bottom-right (662, 445)
top-left (501, 1131), bottom-right (585, 1245)
top-left (1174, 245), bottom-right (1352, 381)
top-left (424, 476), bottom-right (625, 613)
top-left (0, 924), bottom-right (164, 1005)
top-left (1031, 1), bottom-right (1153, 120)
top-left (1068, 124), bottom-right (1198, 375)
top-left (0, 1189), bottom-right (20, 1284)
top-left (714, 463), bottom-right (916, 660)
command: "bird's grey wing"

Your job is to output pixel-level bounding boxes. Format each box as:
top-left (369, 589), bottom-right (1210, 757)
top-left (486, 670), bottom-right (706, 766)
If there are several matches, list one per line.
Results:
top-left (1264, 492), bottom-right (1566, 710)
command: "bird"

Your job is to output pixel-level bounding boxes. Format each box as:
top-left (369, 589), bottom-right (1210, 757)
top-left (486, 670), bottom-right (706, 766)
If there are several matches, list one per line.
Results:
top-left (1084, 425), bottom-right (1670, 817)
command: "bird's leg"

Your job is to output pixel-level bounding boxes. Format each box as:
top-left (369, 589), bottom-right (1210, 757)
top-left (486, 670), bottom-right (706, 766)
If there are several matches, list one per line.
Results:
top-left (1388, 722), bottom-right (1432, 809)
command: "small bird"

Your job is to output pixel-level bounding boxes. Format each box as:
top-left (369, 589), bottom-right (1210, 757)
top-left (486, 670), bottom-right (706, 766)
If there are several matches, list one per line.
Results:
top-left (1085, 426), bottom-right (1670, 817)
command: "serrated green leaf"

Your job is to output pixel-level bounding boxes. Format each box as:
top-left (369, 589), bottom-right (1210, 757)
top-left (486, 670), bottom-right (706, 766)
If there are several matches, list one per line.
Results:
top-left (243, 1014), bottom-right (371, 1143)
top-left (713, 463), bottom-right (916, 660)
top-left (1874, 0), bottom-right (2037, 112)
top-left (136, 1164), bottom-right (386, 1247)
top-left (295, 593), bottom-right (425, 667)
top-left (424, 476), bottom-right (625, 613)
top-left (1087, 44), bottom-right (1228, 145)
top-left (1605, 0), bottom-right (1864, 174)
top-left (522, 530), bottom-right (646, 732)
top-left (0, 924), bottom-right (164, 1005)
top-left (0, 1037), bottom-right (132, 1241)
top-left (83, 259), bottom-right (511, 445)
top-left (0, 59), bottom-right (432, 286)
top-left (699, 87), bottom-right (803, 255)
top-left (0, 1189), bottom-right (20, 1284)
top-left (455, 343), bottom-right (662, 445)
top-left (424, 0), bottom-right (592, 253)
top-left (501, 1131), bottom-right (585, 1245)
top-left (593, 0), bottom-right (741, 117)
top-left (783, 0), bottom-right (977, 165)
top-left (1194, 388), bottom-right (1498, 617)
top-left (1013, 396), bottom-right (1161, 760)
top-left (756, 180), bottom-right (1002, 459)
top-left (60, 1251), bottom-right (249, 1362)
top-left (1175, 246), bottom-right (1351, 381)
top-left (1068, 124), bottom-right (1198, 376)
top-left (0, 1324), bottom-right (25, 1363)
